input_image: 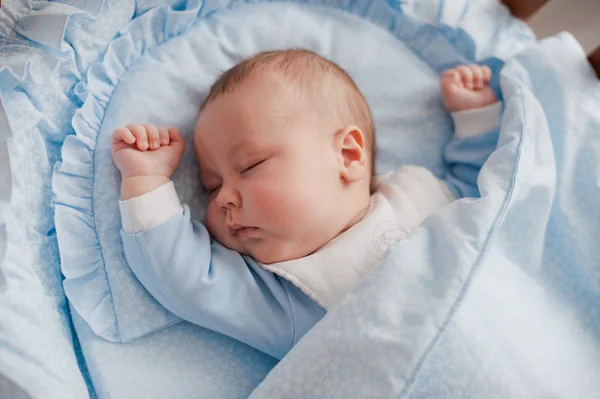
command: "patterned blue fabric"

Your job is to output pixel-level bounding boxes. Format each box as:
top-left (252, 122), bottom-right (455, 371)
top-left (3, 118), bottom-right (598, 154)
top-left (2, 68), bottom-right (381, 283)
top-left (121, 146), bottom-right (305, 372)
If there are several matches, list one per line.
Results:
top-left (0, 0), bottom-right (544, 398)
top-left (0, 1), bottom-right (134, 398)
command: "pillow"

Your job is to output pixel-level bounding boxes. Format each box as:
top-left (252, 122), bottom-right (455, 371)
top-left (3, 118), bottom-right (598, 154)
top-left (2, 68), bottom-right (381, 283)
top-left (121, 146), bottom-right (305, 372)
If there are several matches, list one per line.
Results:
top-left (53, 0), bottom-right (511, 343)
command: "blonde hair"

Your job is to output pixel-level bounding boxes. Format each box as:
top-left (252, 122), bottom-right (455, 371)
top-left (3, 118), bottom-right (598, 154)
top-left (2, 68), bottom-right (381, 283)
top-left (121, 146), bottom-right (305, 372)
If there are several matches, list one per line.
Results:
top-left (200, 49), bottom-right (377, 186)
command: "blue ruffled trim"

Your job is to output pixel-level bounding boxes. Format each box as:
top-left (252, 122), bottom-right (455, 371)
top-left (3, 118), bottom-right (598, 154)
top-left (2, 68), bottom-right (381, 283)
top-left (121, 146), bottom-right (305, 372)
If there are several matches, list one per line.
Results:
top-left (51, 0), bottom-right (508, 343)
top-left (53, 0), bottom-right (207, 342)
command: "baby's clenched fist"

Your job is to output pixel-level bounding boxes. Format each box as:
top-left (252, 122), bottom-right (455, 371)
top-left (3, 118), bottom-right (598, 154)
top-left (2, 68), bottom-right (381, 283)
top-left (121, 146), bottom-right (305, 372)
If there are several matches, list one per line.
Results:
top-left (440, 64), bottom-right (497, 112)
top-left (111, 123), bottom-right (185, 180)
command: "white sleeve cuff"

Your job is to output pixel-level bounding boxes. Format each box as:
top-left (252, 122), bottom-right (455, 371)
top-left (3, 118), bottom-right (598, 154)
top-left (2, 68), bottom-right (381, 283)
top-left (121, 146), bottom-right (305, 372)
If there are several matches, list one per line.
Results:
top-left (451, 101), bottom-right (502, 138)
top-left (119, 181), bottom-right (183, 234)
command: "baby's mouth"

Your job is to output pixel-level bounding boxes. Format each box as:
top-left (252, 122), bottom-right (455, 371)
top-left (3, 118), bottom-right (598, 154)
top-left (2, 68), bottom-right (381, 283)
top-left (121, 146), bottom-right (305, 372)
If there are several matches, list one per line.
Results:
top-left (228, 224), bottom-right (260, 238)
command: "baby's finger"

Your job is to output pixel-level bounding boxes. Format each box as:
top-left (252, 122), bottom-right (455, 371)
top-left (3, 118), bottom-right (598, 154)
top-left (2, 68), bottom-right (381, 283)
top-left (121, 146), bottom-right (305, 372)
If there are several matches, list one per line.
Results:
top-left (482, 65), bottom-right (492, 82)
top-left (469, 65), bottom-right (484, 89)
top-left (169, 127), bottom-right (186, 158)
top-left (143, 124), bottom-right (160, 150)
top-left (112, 127), bottom-right (136, 145)
top-left (127, 124), bottom-right (149, 151)
top-left (441, 69), bottom-right (460, 84)
top-left (158, 127), bottom-right (170, 145)
top-left (169, 127), bottom-right (184, 143)
top-left (457, 65), bottom-right (474, 89)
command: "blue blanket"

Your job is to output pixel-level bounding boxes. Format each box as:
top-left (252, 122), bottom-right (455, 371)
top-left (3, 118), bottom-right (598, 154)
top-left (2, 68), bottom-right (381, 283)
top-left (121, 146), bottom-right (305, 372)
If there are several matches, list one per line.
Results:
top-left (251, 33), bottom-right (600, 398)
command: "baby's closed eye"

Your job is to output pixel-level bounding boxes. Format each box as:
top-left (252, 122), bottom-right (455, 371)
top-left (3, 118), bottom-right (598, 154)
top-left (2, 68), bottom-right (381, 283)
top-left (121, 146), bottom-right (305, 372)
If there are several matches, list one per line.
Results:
top-left (240, 158), bottom-right (267, 176)
top-left (207, 184), bottom-right (221, 196)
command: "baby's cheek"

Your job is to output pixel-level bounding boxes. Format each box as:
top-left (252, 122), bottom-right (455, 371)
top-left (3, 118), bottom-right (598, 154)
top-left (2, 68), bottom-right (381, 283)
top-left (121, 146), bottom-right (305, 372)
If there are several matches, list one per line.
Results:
top-left (205, 204), bottom-right (222, 237)
top-left (251, 183), bottom-right (312, 227)
top-left (250, 187), bottom-right (279, 216)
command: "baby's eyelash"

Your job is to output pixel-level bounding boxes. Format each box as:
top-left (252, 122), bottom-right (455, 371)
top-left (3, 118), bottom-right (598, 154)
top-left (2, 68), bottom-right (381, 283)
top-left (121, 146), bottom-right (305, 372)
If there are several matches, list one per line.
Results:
top-left (241, 159), bottom-right (266, 174)
top-left (208, 185), bottom-right (221, 195)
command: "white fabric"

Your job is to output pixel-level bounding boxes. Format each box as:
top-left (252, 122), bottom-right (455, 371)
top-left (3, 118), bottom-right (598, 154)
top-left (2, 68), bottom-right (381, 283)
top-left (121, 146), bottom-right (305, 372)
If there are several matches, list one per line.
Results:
top-left (119, 181), bottom-right (183, 234)
top-left (453, 101), bottom-right (502, 138)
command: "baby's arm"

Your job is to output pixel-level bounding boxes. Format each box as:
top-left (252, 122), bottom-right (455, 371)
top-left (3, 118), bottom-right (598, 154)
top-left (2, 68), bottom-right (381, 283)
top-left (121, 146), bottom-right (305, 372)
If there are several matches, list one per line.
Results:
top-left (111, 125), bottom-right (325, 359)
top-left (439, 65), bottom-right (502, 198)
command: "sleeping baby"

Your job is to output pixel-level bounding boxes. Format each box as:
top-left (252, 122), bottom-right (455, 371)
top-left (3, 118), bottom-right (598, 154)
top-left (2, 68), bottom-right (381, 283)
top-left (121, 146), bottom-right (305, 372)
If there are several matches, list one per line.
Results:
top-left (111, 49), bottom-right (500, 359)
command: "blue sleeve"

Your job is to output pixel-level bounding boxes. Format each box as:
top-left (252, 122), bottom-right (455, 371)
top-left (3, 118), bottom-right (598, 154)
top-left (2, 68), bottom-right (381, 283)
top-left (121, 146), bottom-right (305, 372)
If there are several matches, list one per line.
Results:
top-left (121, 205), bottom-right (325, 359)
top-left (443, 130), bottom-right (500, 198)
top-left (442, 99), bottom-right (503, 200)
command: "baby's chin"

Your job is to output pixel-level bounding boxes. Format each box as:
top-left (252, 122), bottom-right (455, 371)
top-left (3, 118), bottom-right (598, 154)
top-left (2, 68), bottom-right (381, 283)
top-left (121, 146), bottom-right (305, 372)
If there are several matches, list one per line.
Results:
top-left (229, 243), bottom-right (296, 264)
top-left (218, 236), bottom-right (313, 265)
top-left (208, 224), bottom-right (320, 264)
top-left (251, 249), bottom-right (308, 265)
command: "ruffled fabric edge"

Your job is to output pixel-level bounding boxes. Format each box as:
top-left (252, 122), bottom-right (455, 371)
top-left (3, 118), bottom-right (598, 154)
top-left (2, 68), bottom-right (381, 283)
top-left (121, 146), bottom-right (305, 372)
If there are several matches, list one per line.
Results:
top-left (51, 0), bottom-right (507, 343)
top-left (52, 0), bottom-right (206, 343)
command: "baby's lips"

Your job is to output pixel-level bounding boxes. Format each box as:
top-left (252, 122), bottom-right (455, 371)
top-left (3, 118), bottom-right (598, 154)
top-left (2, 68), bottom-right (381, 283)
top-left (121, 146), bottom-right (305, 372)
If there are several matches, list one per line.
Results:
top-left (228, 223), bottom-right (260, 238)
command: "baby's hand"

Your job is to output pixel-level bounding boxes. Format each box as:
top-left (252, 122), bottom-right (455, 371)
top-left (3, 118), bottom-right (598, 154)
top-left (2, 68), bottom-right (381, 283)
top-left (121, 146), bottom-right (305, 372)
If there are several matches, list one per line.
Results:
top-left (111, 124), bottom-right (185, 180)
top-left (440, 64), bottom-right (497, 112)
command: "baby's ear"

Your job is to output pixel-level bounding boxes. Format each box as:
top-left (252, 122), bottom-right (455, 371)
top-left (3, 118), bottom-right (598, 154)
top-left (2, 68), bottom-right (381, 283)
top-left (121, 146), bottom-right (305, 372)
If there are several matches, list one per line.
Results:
top-left (335, 125), bottom-right (367, 183)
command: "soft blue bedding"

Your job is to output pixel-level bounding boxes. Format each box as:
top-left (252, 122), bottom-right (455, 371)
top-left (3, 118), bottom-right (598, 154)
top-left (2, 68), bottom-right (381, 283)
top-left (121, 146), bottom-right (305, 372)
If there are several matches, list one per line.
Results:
top-left (49, 1), bottom-right (530, 396)
top-left (251, 33), bottom-right (600, 398)
top-left (4, 0), bottom-right (599, 398)
top-left (0, 1), bottom-right (135, 398)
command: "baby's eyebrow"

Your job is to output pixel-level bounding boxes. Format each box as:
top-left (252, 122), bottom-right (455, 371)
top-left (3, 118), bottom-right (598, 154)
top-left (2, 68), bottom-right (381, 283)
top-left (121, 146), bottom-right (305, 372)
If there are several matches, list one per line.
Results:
top-left (227, 139), bottom-right (253, 158)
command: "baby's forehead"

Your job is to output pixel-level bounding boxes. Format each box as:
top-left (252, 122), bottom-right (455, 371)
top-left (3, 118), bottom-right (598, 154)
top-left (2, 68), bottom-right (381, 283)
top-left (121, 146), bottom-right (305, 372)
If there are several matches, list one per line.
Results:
top-left (196, 83), bottom-right (309, 131)
top-left (193, 113), bottom-right (265, 154)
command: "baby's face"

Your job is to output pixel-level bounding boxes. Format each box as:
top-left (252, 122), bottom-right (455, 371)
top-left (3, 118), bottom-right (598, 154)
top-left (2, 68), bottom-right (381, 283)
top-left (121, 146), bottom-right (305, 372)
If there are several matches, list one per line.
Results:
top-left (194, 79), bottom-right (347, 264)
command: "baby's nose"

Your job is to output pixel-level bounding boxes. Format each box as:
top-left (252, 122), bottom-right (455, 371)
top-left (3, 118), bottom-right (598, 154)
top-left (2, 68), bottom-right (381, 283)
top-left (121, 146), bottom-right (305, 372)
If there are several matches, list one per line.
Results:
top-left (216, 184), bottom-right (241, 209)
